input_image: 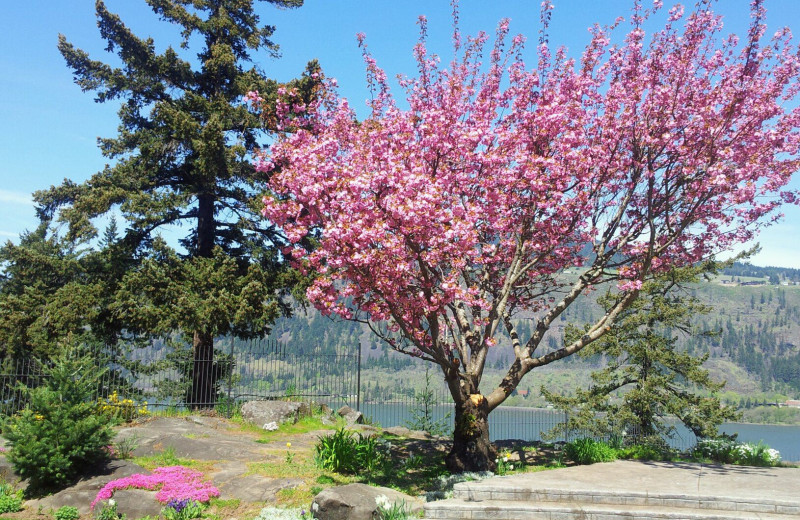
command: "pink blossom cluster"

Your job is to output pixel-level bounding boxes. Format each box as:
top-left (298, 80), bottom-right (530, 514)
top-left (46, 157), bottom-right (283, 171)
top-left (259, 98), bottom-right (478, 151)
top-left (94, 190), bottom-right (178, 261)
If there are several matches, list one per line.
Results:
top-left (257, 1), bottom-right (799, 397)
top-left (91, 466), bottom-right (219, 510)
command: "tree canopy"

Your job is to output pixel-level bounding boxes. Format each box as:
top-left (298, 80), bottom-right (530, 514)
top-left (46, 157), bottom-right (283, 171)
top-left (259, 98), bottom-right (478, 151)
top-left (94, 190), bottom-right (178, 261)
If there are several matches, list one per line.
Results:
top-left (257, 0), bottom-right (800, 470)
top-left (24, 0), bottom-right (320, 405)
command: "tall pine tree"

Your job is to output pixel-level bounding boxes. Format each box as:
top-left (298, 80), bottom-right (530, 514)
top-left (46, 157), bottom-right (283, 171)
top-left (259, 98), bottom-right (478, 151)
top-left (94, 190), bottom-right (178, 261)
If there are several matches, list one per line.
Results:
top-left (36, 0), bottom-right (320, 407)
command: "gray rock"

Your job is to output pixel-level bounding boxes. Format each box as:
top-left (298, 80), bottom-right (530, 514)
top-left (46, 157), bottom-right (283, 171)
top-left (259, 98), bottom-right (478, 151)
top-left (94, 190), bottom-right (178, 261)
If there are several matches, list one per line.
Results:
top-left (350, 424), bottom-right (379, 435)
top-left (317, 403), bottom-right (337, 424)
top-left (384, 426), bottom-right (434, 440)
top-left (311, 484), bottom-right (422, 520)
top-left (263, 421), bottom-right (279, 431)
top-left (336, 406), bottom-right (363, 426)
top-left (0, 459), bottom-right (21, 486)
top-left (27, 460), bottom-right (158, 516)
top-left (87, 489), bottom-right (164, 519)
top-left (241, 400), bottom-right (311, 428)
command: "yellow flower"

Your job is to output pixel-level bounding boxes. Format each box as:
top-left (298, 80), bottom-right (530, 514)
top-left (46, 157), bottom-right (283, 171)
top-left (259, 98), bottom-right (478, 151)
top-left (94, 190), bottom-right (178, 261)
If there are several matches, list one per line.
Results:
top-left (286, 442), bottom-right (292, 448)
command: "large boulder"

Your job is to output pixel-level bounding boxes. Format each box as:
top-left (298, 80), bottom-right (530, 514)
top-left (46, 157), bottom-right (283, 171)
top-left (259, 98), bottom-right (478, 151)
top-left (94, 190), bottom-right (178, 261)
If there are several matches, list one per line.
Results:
top-left (27, 460), bottom-right (162, 518)
top-left (311, 483), bottom-right (423, 520)
top-left (336, 406), bottom-right (363, 426)
top-left (241, 400), bottom-right (311, 429)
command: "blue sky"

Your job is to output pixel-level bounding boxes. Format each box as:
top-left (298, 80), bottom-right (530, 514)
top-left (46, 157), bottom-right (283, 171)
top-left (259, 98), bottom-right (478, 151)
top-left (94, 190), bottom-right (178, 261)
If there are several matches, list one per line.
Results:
top-left (1, 0), bottom-right (799, 267)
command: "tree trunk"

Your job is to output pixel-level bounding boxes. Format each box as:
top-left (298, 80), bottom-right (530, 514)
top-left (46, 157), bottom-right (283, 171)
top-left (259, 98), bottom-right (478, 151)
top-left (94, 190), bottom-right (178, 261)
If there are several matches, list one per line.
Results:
top-left (191, 193), bottom-right (216, 409)
top-left (190, 330), bottom-right (216, 409)
top-left (446, 393), bottom-right (497, 473)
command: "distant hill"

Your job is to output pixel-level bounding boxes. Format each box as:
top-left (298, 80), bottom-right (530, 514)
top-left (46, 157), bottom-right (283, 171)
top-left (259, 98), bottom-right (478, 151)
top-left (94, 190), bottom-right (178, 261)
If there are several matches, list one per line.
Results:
top-left (265, 268), bottom-right (800, 407)
top-left (720, 262), bottom-right (800, 284)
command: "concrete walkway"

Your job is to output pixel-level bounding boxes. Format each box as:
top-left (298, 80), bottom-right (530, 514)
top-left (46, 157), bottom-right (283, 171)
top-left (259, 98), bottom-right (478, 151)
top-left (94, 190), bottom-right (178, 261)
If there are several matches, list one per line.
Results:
top-left (425, 460), bottom-right (800, 519)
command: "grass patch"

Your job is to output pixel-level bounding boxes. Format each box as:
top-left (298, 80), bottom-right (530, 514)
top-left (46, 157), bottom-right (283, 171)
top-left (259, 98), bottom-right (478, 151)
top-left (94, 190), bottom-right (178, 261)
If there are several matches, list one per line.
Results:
top-left (247, 454), bottom-right (329, 480)
top-left (204, 500), bottom-right (263, 520)
top-left (275, 486), bottom-right (316, 507)
top-left (209, 498), bottom-right (241, 509)
top-left (254, 415), bottom-right (346, 444)
top-left (132, 446), bottom-right (215, 472)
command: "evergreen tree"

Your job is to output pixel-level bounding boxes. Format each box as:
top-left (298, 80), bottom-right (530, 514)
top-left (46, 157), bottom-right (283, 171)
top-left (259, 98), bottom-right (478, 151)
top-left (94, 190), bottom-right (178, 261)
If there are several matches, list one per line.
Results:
top-left (35, 0), bottom-right (320, 407)
top-left (544, 262), bottom-right (740, 442)
top-left (0, 221), bottom-right (130, 360)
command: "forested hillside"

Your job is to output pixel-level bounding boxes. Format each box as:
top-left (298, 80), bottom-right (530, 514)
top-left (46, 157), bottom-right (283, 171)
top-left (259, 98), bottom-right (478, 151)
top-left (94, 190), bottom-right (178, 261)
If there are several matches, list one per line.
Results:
top-left (265, 263), bottom-right (800, 409)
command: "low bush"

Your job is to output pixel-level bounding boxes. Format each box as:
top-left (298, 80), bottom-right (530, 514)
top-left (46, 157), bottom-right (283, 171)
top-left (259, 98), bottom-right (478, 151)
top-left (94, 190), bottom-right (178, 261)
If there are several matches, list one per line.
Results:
top-left (564, 438), bottom-right (617, 465)
top-left (494, 450), bottom-right (515, 475)
top-left (2, 350), bottom-right (115, 494)
top-left (617, 443), bottom-right (664, 461)
top-left (691, 438), bottom-right (781, 467)
top-left (314, 427), bottom-right (388, 474)
top-left (97, 392), bottom-right (149, 423)
top-left (374, 495), bottom-right (411, 520)
top-left (54, 506), bottom-right (80, 520)
top-left (617, 436), bottom-right (675, 461)
top-left (95, 500), bottom-right (125, 520)
top-left (0, 480), bottom-right (23, 514)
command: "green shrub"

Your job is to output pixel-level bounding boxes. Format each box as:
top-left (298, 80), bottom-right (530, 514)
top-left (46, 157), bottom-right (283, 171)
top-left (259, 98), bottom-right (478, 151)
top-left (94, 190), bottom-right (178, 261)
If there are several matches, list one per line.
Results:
top-left (55, 506), bottom-right (81, 520)
top-left (314, 427), bottom-right (387, 474)
top-left (564, 438), bottom-right (617, 465)
top-left (2, 350), bottom-right (115, 494)
top-left (691, 438), bottom-right (781, 467)
top-left (375, 495), bottom-right (410, 520)
top-left (96, 500), bottom-right (125, 520)
top-left (618, 444), bottom-right (663, 461)
top-left (617, 436), bottom-right (674, 461)
top-left (96, 392), bottom-right (149, 423)
top-left (0, 480), bottom-right (23, 514)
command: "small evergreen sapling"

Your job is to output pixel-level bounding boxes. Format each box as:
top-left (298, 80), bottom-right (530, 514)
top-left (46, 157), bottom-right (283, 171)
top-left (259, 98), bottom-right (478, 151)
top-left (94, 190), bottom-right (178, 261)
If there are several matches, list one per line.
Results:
top-left (2, 348), bottom-right (115, 494)
top-left (405, 367), bottom-right (451, 437)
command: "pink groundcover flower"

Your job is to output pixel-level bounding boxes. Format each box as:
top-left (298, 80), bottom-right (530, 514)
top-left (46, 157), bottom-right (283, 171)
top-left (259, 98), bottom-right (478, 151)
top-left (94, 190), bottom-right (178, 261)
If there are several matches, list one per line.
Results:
top-left (91, 466), bottom-right (219, 510)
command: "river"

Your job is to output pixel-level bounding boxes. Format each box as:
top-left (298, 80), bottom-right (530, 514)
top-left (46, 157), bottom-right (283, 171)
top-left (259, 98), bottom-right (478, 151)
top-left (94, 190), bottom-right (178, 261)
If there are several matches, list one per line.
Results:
top-left (360, 402), bottom-right (800, 462)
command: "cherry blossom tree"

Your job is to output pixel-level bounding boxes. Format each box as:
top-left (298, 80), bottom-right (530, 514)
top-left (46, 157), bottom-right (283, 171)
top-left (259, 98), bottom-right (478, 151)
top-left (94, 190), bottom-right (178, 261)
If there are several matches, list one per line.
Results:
top-left (256, 0), bottom-right (800, 471)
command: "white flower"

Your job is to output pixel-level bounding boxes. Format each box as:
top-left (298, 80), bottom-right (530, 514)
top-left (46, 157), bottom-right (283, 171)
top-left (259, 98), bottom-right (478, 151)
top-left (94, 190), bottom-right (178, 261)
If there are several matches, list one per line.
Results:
top-left (255, 507), bottom-right (308, 520)
top-left (509, 464), bottom-right (514, 470)
top-left (375, 495), bottom-right (391, 509)
top-left (109, 499), bottom-right (116, 507)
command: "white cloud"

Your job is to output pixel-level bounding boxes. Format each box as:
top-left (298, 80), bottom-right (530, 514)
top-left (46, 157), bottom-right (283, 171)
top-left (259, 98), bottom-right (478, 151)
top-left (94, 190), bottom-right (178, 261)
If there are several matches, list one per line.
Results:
top-left (0, 230), bottom-right (18, 238)
top-left (0, 189), bottom-right (32, 206)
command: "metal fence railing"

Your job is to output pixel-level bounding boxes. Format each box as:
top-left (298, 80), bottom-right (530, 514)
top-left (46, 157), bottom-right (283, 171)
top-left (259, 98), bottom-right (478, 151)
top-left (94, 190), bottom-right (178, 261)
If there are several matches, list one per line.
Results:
top-left (0, 338), bottom-right (361, 416)
top-left (8, 343), bottom-right (791, 459)
top-left (360, 387), bottom-right (573, 443)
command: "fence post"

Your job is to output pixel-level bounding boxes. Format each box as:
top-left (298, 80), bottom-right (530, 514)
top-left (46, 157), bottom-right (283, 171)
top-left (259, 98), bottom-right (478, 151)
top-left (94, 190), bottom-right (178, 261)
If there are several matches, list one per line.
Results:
top-left (356, 343), bottom-right (361, 412)
top-left (226, 339), bottom-right (234, 418)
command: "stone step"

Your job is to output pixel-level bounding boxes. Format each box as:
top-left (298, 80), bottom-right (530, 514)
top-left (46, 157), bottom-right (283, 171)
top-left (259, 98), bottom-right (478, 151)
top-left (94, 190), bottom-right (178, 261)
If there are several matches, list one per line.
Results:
top-left (424, 499), bottom-right (797, 520)
top-left (450, 485), bottom-right (800, 516)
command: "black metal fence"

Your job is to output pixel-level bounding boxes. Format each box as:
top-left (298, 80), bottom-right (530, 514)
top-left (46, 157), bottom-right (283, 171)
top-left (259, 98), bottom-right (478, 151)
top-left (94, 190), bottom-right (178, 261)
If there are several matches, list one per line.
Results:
top-left (0, 338), bottom-right (361, 416)
top-left (0, 341), bottom-right (706, 453)
top-left (360, 387), bottom-right (574, 443)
